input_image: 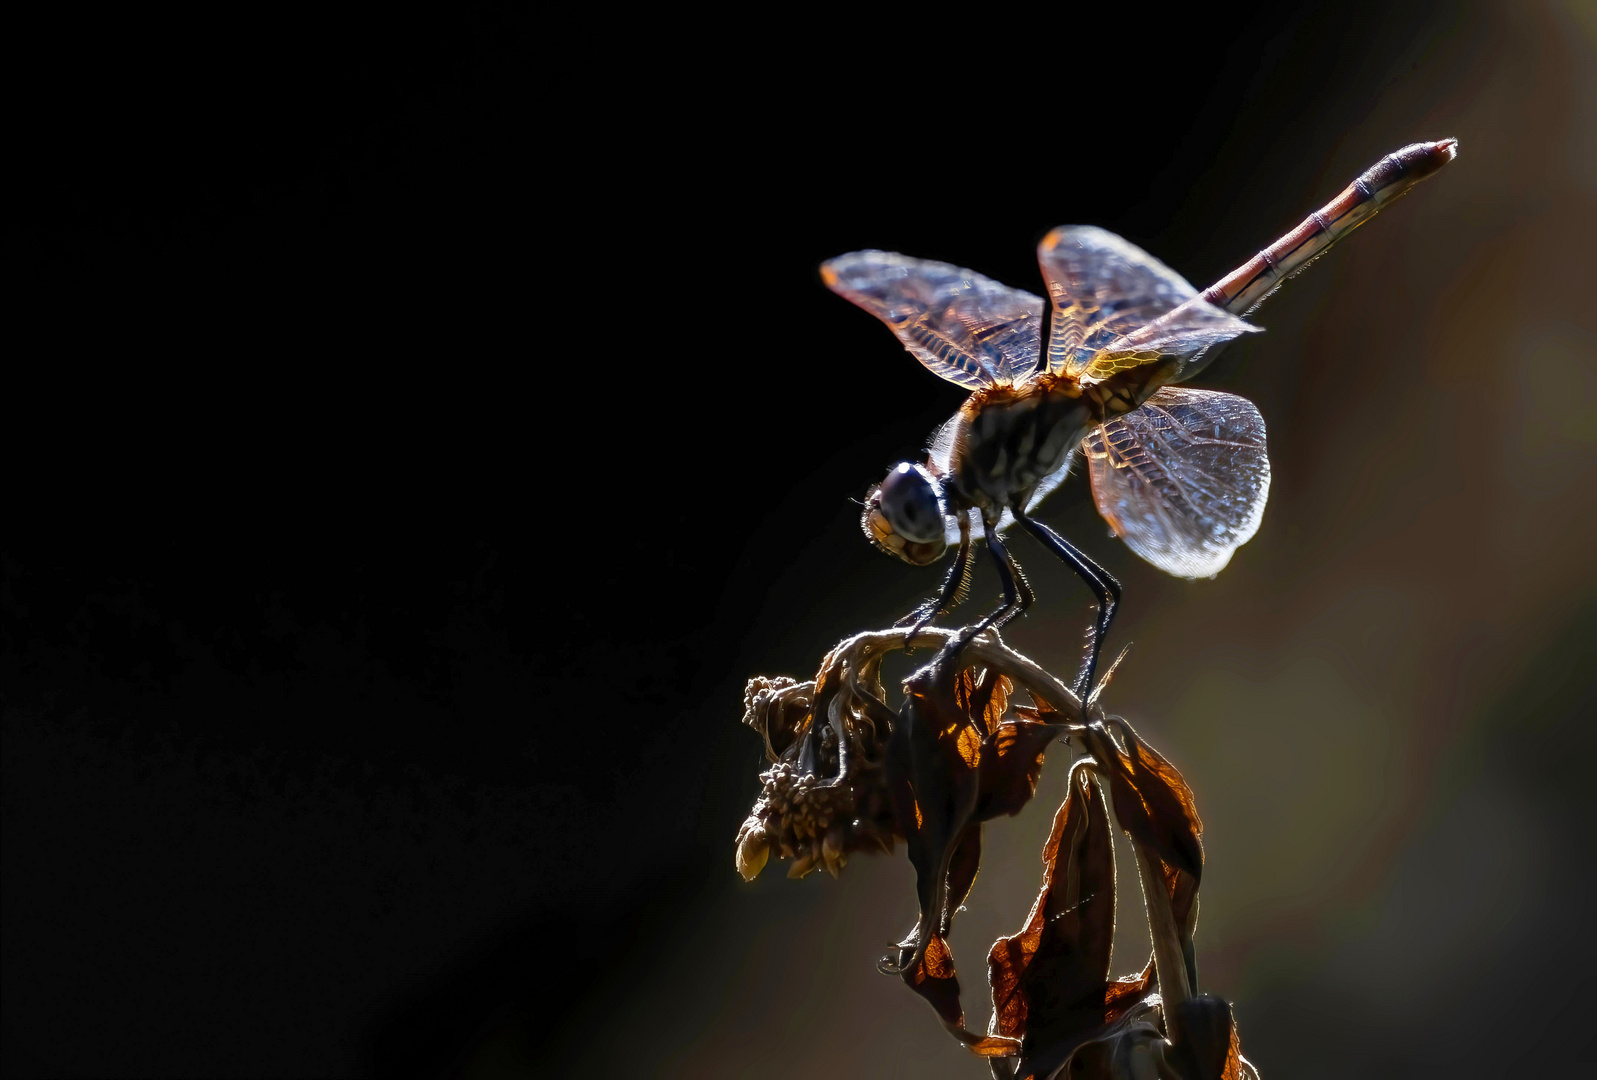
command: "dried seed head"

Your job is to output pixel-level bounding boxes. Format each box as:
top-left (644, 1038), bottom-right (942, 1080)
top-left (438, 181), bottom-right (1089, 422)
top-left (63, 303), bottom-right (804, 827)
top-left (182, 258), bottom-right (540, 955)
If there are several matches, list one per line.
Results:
top-left (734, 818), bottom-right (771, 882)
top-left (787, 845), bottom-right (819, 879)
top-left (741, 675), bottom-right (814, 761)
top-left (822, 826), bottom-right (846, 878)
top-left (735, 746), bottom-right (896, 880)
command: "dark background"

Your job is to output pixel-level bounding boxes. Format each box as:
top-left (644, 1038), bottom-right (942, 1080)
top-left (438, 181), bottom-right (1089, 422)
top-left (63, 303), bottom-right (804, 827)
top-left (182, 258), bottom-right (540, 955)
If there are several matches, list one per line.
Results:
top-left (5, 2), bottom-right (1594, 1077)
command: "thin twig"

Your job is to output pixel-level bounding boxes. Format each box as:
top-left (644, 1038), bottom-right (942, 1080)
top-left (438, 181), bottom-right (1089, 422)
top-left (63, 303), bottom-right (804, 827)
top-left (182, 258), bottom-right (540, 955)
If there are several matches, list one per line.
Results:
top-left (1132, 841), bottom-right (1192, 1043)
top-left (824, 626), bottom-right (1088, 726)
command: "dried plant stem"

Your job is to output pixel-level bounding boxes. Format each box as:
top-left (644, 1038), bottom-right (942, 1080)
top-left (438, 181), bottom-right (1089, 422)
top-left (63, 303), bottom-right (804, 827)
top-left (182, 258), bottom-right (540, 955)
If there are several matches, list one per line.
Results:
top-left (830, 627), bottom-right (1088, 726)
top-left (1132, 841), bottom-right (1192, 1039)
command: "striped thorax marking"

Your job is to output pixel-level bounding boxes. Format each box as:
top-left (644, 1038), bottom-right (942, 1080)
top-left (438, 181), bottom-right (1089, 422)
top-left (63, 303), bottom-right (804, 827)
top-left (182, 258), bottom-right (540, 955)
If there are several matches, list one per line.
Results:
top-left (953, 379), bottom-right (1090, 507)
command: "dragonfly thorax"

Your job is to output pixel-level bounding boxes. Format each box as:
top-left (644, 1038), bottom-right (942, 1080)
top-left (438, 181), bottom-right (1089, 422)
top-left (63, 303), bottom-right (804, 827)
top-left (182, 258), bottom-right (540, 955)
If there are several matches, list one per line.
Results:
top-left (949, 379), bottom-right (1094, 513)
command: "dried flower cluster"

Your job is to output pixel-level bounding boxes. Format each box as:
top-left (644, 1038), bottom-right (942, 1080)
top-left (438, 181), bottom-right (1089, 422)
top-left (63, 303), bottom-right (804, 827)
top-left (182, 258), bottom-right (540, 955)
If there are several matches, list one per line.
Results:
top-left (737, 659), bottom-right (900, 880)
top-left (736, 627), bottom-right (1258, 1079)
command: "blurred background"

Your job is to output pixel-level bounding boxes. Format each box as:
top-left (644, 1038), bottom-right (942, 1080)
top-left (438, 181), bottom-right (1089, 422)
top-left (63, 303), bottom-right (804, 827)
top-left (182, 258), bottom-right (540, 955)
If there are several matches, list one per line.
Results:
top-left (4, 1), bottom-right (1594, 1076)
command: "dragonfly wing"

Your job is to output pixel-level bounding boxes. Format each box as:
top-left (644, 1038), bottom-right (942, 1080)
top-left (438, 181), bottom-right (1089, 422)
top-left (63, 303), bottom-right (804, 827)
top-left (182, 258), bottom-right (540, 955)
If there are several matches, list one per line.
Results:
top-left (823, 251), bottom-right (1043, 388)
top-left (926, 411), bottom-right (964, 477)
top-left (1084, 387), bottom-right (1269, 578)
top-left (1077, 297), bottom-right (1261, 383)
top-left (1036, 226), bottom-right (1201, 377)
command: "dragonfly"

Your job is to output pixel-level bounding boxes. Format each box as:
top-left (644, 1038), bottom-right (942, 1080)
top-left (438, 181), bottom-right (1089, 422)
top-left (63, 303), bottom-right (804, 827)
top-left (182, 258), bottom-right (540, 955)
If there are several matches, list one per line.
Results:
top-left (824, 138), bottom-right (1458, 696)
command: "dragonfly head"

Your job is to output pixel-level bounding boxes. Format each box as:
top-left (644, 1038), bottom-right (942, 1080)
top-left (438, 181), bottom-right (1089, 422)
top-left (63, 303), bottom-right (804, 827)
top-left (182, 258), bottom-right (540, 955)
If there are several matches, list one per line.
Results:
top-left (862, 462), bottom-right (949, 566)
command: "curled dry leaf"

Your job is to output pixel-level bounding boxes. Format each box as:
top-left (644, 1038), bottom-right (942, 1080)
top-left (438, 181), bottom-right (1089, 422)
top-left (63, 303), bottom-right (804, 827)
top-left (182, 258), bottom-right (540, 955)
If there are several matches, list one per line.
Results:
top-left (975, 719), bottom-right (1068, 822)
top-left (1095, 716), bottom-right (1204, 881)
top-left (899, 934), bottom-right (1021, 1059)
top-left (1164, 995), bottom-right (1249, 1080)
top-left (884, 657), bottom-right (1066, 976)
top-left (1078, 715), bottom-right (1205, 1004)
top-left (987, 761), bottom-right (1121, 1079)
top-left (1035, 996), bottom-right (1167, 1080)
top-left (882, 663), bottom-right (985, 971)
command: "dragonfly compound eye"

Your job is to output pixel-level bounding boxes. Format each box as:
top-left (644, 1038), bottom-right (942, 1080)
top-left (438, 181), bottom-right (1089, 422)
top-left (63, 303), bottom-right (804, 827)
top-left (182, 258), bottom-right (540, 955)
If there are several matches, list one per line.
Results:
top-left (860, 465), bottom-right (949, 566)
top-left (879, 462), bottom-right (947, 545)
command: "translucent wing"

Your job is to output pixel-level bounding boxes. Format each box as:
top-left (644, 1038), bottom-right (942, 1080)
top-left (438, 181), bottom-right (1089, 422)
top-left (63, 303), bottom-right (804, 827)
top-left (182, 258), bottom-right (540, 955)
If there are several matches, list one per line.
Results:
top-left (1037, 226), bottom-right (1202, 376)
top-left (1078, 299), bottom-right (1262, 383)
top-left (1037, 226), bottom-right (1260, 384)
top-left (1084, 387), bottom-right (1269, 578)
top-left (926, 411), bottom-right (965, 478)
top-left (823, 251), bottom-right (1043, 388)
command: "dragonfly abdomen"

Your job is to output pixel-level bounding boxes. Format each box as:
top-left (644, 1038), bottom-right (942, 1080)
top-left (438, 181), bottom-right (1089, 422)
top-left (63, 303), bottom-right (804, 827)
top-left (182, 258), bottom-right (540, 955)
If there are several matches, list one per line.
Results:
top-left (1201, 138), bottom-right (1458, 316)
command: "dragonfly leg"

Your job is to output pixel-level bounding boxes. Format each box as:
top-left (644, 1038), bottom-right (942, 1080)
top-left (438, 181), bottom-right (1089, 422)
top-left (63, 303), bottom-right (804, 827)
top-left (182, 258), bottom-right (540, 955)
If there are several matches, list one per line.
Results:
top-left (932, 517), bottom-right (1028, 671)
top-left (1013, 511), bottom-right (1121, 699)
top-left (895, 534), bottom-right (974, 638)
top-left (933, 520), bottom-right (1033, 670)
top-left (978, 517), bottom-right (1033, 633)
top-left (958, 519), bottom-right (1033, 636)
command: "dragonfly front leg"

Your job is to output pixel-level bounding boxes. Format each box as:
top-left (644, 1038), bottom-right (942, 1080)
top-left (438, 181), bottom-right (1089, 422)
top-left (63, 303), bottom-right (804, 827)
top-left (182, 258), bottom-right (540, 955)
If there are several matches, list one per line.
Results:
top-left (934, 519), bottom-right (1034, 668)
top-left (953, 519), bottom-right (1032, 635)
top-left (896, 533), bottom-right (973, 639)
top-left (1013, 511), bottom-right (1121, 699)
top-left (975, 518), bottom-right (1033, 634)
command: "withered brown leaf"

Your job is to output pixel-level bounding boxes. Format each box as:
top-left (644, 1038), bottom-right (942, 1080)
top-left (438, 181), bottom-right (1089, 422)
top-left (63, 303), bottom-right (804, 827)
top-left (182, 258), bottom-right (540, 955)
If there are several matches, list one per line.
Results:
top-left (1083, 718), bottom-right (1203, 882)
top-left (900, 934), bottom-right (1022, 1059)
top-left (988, 762), bottom-right (1121, 1078)
top-left (953, 664), bottom-right (1012, 739)
top-left (1076, 717), bottom-right (1206, 1002)
top-left (1165, 995), bottom-right (1246, 1080)
top-left (886, 659), bottom-right (1063, 973)
top-left (884, 661), bottom-right (983, 972)
top-left (975, 720), bottom-right (1065, 822)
